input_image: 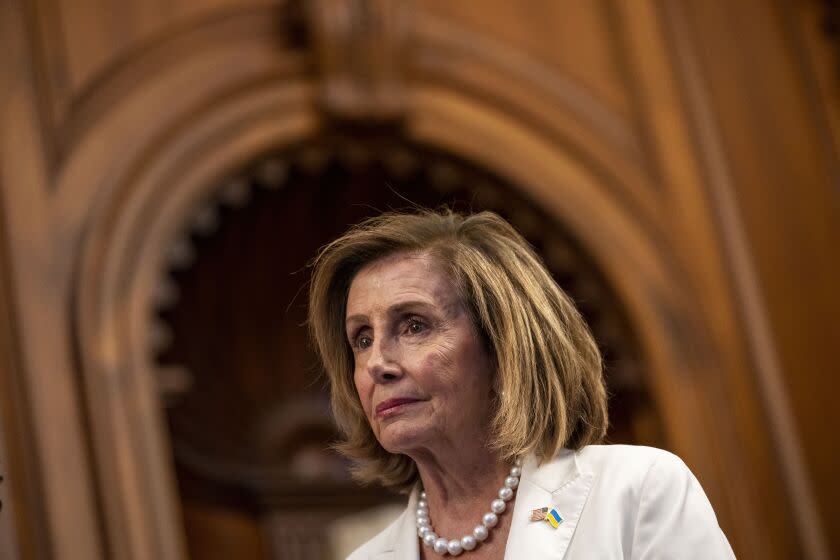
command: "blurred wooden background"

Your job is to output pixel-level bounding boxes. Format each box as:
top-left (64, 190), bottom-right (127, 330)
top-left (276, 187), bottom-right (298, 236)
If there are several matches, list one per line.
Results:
top-left (1, 0), bottom-right (838, 558)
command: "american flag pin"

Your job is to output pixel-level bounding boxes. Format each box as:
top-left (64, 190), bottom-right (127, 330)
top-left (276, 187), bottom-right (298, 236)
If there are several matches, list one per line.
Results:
top-left (529, 507), bottom-right (549, 521)
top-left (530, 507), bottom-right (563, 528)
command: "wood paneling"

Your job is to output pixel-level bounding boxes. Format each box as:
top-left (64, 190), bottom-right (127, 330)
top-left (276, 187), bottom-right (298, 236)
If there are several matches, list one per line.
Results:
top-left (28, 0), bottom-right (268, 120)
top-left (418, 0), bottom-right (631, 119)
top-left (671, 1), bottom-right (840, 556)
top-left (609, 2), bottom-right (798, 556)
top-left (0, 217), bottom-right (35, 560)
top-left (1, 1), bottom-right (105, 558)
top-left (1, 0), bottom-right (837, 558)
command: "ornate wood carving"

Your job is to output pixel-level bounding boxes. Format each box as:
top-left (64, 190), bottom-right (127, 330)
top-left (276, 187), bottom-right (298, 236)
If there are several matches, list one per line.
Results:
top-left (307, 0), bottom-right (412, 120)
top-left (5, 1), bottom-right (828, 557)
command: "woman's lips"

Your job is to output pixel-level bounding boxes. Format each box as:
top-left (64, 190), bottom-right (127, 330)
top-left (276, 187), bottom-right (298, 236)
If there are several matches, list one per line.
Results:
top-left (375, 397), bottom-right (421, 418)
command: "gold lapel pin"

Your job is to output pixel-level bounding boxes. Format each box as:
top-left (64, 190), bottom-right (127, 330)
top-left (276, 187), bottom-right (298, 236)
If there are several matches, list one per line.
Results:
top-left (530, 507), bottom-right (563, 528)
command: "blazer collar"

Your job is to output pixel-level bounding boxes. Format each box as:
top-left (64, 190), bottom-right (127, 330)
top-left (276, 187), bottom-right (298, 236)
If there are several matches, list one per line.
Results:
top-left (380, 450), bottom-right (593, 560)
top-left (373, 485), bottom-right (420, 560)
top-left (502, 449), bottom-right (594, 559)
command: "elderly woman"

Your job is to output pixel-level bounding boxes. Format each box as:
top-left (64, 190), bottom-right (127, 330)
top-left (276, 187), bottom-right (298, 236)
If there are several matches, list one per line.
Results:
top-left (309, 209), bottom-right (734, 559)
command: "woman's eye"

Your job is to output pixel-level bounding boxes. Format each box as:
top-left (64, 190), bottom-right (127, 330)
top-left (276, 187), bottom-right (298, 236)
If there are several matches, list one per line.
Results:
top-left (351, 331), bottom-right (372, 349)
top-left (407, 318), bottom-right (425, 334)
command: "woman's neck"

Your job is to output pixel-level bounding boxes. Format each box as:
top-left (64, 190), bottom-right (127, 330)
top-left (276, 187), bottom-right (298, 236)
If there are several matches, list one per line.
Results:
top-left (412, 445), bottom-right (515, 560)
top-left (411, 443), bottom-right (512, 531)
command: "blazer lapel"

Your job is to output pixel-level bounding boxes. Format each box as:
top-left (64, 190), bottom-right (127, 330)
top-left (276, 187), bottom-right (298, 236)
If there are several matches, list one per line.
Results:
top-left (504, 450), bottom-right (594, 559)
top-left (371, 486), bottom-right (420, 560)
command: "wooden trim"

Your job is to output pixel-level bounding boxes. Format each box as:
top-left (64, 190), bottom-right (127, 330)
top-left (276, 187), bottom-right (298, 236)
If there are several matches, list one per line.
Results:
top-left (1, 0), bottom-right (105, 556)
top-left (776, 0), bottom-right (840, 189)
top-left (0, 202), bottom-right (50, 560)
top-left (660, 1), bottom-right (829, 558)
top-left (70, 79), bottom-right (318, 559)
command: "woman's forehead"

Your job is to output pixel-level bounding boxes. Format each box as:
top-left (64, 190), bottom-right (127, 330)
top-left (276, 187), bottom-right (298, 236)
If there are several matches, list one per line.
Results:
top-left (345, 252), bottom-right (458, 316)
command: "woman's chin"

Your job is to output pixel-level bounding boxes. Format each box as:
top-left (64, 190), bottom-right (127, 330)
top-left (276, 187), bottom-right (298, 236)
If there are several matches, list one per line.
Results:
top-left (376, 424), bottom-right (432, 455)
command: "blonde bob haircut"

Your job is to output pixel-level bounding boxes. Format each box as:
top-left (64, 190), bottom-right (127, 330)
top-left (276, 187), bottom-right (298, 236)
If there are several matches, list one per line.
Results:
top-left (308, 208), bottom-right (608, 491)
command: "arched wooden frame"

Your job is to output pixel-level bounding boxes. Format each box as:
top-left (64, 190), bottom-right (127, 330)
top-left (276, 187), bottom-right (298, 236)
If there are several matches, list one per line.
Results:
top-left (62, 8), bottom-right (763, 559)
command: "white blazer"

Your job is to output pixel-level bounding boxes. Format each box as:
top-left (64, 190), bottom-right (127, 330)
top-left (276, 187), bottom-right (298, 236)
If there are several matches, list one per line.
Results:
top-left (347, 445), bottom-right (735, 559)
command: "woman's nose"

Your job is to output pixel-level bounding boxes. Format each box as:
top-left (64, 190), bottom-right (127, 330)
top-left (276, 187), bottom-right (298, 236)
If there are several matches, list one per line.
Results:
top-left (367, 339), bottom-right (402, 383)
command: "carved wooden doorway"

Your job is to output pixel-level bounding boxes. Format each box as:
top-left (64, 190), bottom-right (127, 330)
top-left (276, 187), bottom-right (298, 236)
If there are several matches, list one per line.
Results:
top-left (152, 127), bottom-right (660, 559)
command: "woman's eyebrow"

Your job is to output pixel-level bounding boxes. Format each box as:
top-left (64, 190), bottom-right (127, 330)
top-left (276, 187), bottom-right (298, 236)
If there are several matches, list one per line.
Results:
top-left (345, 300), bottom-right (439, 328)
top-left (345, 314), bottom-right (368, 328)
top-left (388, 300), bottom-right (435, 315)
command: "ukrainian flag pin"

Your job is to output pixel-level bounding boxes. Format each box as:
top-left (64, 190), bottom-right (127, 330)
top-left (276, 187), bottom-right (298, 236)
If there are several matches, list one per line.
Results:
top-left (529, 507), bottom-right (563, 528)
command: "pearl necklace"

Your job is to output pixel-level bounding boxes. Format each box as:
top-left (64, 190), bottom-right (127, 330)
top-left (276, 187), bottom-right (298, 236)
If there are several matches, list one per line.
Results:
top-left (416, 459), bottom-right (522, 556)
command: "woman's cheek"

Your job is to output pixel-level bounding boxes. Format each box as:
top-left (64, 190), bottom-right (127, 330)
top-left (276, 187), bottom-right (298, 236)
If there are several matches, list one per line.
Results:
top-left (354, 370), bottom-right (373, 417)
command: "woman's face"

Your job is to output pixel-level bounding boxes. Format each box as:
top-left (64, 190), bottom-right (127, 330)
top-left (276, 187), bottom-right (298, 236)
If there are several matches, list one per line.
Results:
top-left (345, 251), bottom-right (495, 456)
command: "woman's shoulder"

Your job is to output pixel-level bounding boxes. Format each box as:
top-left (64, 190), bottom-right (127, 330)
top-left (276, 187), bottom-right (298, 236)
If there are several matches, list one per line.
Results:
top-left (573, 444), bottom-right (723, 528)
top-left (577, 444), bottom-right (686, 470)
top-left (573, 444), bottom-right (696, 488)
top-left (571, 445), bottom-right (735, 557)
top-left (525, 444), bottom-right (694, 502)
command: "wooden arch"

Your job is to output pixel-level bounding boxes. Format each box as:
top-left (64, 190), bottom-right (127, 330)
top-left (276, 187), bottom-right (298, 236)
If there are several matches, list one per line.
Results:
top-left (58, 5), bottom-right (762, 558)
